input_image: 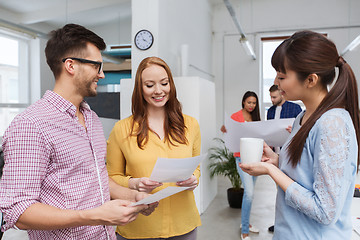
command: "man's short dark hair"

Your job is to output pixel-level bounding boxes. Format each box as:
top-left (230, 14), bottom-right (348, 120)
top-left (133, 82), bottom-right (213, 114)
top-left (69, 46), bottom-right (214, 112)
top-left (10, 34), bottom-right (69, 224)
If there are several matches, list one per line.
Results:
top-left (45, 23), bottom-right (106, 78)
top-left (269, 84), bottom-right (279, 92)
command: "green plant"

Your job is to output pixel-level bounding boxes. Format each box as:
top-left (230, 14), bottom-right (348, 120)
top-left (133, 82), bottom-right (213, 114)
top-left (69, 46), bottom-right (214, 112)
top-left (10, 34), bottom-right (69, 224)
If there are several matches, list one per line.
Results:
top-left (208, 138), bottom-right (242, 189)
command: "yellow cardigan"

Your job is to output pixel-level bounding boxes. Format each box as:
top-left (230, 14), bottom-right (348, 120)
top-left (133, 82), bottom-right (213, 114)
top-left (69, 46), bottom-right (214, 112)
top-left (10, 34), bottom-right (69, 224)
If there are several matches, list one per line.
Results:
top-left (106, 114), bottom-right (201, 239)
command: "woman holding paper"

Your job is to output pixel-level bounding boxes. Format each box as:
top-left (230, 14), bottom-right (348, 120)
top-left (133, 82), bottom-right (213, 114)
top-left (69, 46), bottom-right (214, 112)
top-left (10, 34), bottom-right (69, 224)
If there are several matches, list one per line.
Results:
top-left (106, 56), bottom-right (201, 240)
top-left (220, 91), bottom-right (260, 133)
top-left (221, 91), bottom-right (261, 240)
top-left (240, 31), bottom-right (359, 240)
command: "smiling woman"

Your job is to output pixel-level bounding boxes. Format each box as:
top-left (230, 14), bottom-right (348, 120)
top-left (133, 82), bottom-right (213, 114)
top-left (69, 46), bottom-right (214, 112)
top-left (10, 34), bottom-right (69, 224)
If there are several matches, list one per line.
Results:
top-left (141, 64), bottom-right (170, 112)
top-left (106, 56), bottom-right (202, 240)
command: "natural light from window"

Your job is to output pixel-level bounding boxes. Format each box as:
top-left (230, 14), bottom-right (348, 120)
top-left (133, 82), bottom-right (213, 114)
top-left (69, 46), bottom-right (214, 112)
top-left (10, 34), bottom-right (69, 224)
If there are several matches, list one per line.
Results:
top-left (0, 34), bottom-right (29, 137)
top-left (0, 36), bottom-right (18, 66)
top-left (262, 40), bottom-right (282, 104)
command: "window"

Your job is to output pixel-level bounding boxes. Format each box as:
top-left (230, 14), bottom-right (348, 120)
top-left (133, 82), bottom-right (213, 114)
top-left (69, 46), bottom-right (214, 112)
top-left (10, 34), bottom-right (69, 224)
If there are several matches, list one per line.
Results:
top-left (262, 39), bottom-right (283, 103)
top-left (0, 33), bottom-right (30, 136)
top-left (261, 36), bottom-right (305, 119)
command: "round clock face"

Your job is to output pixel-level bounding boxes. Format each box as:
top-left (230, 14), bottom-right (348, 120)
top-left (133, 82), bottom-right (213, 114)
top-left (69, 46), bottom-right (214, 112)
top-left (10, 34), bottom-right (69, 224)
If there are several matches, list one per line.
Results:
top-left (134, 30), bottom-right (154, 50)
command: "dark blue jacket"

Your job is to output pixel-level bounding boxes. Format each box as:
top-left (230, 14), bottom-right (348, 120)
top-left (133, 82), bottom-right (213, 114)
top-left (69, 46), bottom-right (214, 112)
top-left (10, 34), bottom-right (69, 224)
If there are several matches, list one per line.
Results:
top-left (267, 101), bottom-right (302, 120)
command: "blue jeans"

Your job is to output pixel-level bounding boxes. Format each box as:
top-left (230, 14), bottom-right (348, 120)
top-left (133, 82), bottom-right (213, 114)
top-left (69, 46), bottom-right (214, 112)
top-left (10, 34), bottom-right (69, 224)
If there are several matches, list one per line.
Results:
top-left (235, 157), bottom-right (257, 234)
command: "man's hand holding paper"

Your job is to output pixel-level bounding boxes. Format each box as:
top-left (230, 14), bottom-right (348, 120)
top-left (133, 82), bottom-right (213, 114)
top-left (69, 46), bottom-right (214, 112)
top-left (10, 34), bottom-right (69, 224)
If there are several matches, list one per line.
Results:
top-left (130, 187), bottom-right (192, 207)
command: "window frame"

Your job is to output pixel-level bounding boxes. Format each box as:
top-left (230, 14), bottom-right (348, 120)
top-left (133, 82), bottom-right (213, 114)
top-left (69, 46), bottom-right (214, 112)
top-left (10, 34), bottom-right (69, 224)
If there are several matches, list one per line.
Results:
top-left (260, 35), bottom-right (305, 120)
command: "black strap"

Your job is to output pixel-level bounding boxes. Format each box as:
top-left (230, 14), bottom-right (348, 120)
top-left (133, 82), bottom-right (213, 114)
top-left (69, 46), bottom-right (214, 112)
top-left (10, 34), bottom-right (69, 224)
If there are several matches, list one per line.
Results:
top-left (0, 212), bottom-right (4, 239)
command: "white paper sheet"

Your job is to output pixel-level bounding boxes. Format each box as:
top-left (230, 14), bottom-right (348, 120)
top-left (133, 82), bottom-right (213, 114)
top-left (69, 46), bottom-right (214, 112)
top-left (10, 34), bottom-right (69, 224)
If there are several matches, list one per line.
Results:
top-left (149, 155), bottom-right (205, 182)
top-left (223, 115), bottom-right (295, 152)
top-left (353, 216), bottom-right (360, 236)
top-left (129, 186), bottom-right (191, 206)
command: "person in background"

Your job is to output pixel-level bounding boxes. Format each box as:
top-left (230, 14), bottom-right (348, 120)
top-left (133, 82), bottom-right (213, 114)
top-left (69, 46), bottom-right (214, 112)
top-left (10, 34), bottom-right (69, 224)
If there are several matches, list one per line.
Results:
top-left (0, 24), bottom-right (156, 240)
top-left (267, 84), bottom-right (302, 122)
top-left (221, 91), bottom-right (261, 240)
top-left (266, 84), bottom-right (302, 232)
top-left (106, 56), bottom-right (201, 240)
top-left (240, 30), bottom-right (359, 240)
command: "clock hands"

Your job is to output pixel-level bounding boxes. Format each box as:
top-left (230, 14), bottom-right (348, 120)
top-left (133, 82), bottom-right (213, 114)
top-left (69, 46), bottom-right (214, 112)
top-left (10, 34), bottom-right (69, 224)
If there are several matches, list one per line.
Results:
top-left (142, 37), bottom-right (148, 43)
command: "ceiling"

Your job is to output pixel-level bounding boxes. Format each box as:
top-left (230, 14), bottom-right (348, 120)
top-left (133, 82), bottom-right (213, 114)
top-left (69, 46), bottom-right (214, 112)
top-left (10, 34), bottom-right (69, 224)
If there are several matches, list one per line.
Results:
top-left (0, 0), bottom-right (132, 32)
top-left (0, 0), bottom-right (226, 37)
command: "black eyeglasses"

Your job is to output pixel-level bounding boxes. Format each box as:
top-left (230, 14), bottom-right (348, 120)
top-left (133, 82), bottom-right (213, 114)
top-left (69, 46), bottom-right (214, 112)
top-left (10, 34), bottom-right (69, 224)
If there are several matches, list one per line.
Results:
top-left (62, 57), bottom-right (103, 74)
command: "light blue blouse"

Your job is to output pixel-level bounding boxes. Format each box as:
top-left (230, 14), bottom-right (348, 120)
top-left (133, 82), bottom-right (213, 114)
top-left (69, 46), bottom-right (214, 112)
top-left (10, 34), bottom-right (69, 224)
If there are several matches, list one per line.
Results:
top-left (274, 108), bottom-right (358, 240)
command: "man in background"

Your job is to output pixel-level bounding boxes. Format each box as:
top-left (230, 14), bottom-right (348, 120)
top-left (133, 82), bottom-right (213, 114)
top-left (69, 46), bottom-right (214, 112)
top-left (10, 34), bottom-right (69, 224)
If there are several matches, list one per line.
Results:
top-left (0, 24), bottom-right (156, 240)
top-left (267, 84), bottom-right (302, 121)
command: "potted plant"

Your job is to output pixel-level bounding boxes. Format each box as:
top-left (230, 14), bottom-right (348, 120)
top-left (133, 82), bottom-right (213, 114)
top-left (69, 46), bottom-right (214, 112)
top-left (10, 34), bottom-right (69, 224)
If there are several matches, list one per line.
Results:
top-left (208, 138), bottom-right (243, 208)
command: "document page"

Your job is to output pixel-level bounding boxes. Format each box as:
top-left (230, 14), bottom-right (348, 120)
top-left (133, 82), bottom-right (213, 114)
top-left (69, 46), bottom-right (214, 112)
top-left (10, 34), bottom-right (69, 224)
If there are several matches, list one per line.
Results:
top-left (353, 216), bottom-right (360, 236)
top-left (223, 115), bottom-right (295, 153)
top-left (130, 186), bottom-right (191, 206)
top-left (149, 155), bottom-right (205, 182)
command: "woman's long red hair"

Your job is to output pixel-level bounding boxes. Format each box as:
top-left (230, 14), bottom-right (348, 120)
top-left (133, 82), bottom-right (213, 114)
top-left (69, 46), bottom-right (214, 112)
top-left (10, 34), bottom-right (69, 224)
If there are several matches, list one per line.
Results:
top-left (131, 56), bottom-right (187, 149)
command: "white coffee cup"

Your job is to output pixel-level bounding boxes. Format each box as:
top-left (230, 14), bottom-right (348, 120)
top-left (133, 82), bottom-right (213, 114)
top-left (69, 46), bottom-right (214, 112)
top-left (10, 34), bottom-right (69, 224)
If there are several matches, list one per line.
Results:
top-left (239, 138), bottom-right (264, 164)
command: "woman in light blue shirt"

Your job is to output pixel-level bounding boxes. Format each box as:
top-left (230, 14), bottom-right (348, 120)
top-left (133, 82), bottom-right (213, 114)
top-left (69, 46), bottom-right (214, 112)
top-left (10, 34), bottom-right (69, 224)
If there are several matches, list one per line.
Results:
top-left (240, 30), bottom-right (360, 240)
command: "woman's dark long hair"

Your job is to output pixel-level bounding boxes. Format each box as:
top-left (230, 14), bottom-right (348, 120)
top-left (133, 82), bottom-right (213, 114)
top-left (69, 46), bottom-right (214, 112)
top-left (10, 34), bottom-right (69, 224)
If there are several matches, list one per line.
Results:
top-left (131, 56), bottom-right (187, 149)
top-left (272, 30), bottom-right (360, 168)
top-left (242, 91), bottom-right (261, 121)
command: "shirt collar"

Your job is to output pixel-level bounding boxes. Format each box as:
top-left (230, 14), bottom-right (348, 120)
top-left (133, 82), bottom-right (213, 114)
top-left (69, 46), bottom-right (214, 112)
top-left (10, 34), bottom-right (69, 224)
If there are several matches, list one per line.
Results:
top-left (43, 90), bottom-right (91, 117)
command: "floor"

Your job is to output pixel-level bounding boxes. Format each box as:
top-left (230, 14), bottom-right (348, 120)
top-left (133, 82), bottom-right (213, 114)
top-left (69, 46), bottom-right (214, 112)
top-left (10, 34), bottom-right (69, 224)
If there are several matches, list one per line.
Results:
top-left (2, 174), bottom-right (360, 240)
top-left (197, 175), bottom-right (277, 240)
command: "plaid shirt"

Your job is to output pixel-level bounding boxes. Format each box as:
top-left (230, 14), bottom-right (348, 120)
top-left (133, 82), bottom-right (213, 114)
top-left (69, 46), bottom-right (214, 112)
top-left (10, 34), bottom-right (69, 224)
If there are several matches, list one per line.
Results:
top-left (0, 91), bottom-right (116, 240)
top-left (267, 101), bottom-right (302, 120)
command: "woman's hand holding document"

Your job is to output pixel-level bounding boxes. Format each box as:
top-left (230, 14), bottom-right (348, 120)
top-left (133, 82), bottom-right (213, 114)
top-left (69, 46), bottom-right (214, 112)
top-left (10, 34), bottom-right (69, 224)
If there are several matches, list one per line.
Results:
top-left (128, 177), bottom-right (163, 193)
top-left (176, 174), bottom-right (198, 190)
top-left (149, 155), bottom-right (205, 182)
top-left (130, 155), bottom-right (205, 206)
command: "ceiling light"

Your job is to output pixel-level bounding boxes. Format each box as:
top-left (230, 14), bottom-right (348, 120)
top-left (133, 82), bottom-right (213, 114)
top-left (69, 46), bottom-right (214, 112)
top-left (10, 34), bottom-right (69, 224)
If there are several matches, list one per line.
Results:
top-left (223, 0), bottom-right (256, 60)
top-left (341, 34), bottom-right (360, 56)
top-left (240, 37), bottom-right (256, 60)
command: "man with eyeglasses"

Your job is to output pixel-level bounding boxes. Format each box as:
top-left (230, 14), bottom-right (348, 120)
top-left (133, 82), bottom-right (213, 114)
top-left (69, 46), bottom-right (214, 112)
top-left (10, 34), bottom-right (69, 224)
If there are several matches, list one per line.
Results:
top-left (0, 24), bottom-right (157, 240)
top-left (62, 57), bottom-right (103, 75)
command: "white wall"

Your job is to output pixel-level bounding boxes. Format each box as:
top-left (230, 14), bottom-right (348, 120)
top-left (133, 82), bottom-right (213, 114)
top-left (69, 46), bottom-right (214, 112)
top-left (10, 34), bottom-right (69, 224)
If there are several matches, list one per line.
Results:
top-left (174, 77), bottom-right (217, 213)
top-left (131, 0), bottom-right (160, 74)
top-left (212, 0), bottom-right (360, 129)
top-left (39, 38), bottom-right (55, 96)
top-left (131, 0), bottom-right (212, 80)
top-left (91, 17), bottom-right (132, 46)
top-left (157, 1), bottom-right (213, 79)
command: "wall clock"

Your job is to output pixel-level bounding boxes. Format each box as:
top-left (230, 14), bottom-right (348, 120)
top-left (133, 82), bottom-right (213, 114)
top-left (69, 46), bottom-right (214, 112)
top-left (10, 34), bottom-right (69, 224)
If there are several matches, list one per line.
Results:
top-left (134, 29), bottom-right (154, 50)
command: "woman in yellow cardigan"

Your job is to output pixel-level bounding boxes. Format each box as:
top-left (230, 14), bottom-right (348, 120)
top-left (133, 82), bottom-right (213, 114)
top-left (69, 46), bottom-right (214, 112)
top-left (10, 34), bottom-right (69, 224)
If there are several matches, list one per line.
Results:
top-left (106, 56), bottom-right (201, 240)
